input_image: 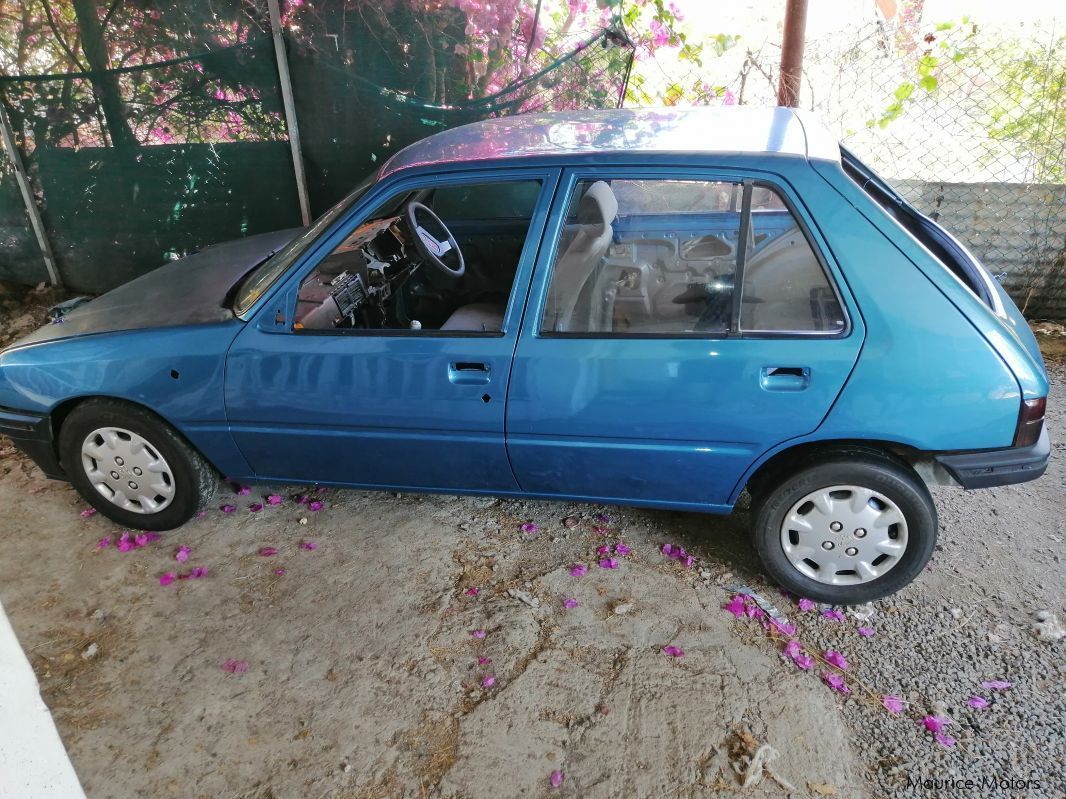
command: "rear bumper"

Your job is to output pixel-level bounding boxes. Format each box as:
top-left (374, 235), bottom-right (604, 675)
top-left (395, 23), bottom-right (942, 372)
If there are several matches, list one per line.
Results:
top-left (935, 427), bottom-right (1050, 489)
top-left (0, 407), bottom-right (65, 479)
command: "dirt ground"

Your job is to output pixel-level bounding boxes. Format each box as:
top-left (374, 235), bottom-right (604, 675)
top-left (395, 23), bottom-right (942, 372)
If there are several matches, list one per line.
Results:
top-left (0, 286), bottom-right (1063, 797)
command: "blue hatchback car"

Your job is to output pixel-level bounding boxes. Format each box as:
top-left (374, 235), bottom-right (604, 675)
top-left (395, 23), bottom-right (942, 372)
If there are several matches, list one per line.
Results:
top-left (0, 107), bottom-right (1050, 602)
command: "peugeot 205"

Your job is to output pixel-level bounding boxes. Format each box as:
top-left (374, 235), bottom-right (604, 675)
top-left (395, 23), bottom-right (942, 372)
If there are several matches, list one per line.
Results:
top-left (0, 107), bottom-right (1050, 603)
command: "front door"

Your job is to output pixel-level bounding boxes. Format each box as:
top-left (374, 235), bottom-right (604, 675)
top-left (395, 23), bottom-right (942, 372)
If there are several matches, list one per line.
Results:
top-left (506, 169), bottom-right (865, 510)
top-left (225, 170), bottom-right (557, 492)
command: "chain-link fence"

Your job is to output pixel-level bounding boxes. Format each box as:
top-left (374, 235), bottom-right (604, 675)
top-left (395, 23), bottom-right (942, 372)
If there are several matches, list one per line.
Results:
top-left (0, 1), bottom-right (632, 293)
top-left (626, 17), bottom-right (1066, 319)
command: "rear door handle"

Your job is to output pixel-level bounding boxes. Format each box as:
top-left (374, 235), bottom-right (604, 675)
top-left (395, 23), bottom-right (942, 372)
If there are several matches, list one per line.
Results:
top-left (760, 366), bottom-right (810, 391)
top-left (448, 362), bottom-right (491, 385)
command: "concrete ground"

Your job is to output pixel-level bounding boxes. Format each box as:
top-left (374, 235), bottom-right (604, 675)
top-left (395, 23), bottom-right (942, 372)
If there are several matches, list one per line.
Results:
top-left (0, 363), bottom-right (1061, 798)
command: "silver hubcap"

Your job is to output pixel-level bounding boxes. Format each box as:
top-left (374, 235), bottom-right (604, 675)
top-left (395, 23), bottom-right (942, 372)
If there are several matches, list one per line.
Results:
top-left (780, 485), bottom-right (908, 585)
top-left (81, 427), bottom-right (175, 514)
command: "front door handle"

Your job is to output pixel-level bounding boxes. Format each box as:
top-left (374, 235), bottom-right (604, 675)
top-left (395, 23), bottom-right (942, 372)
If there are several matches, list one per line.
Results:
top-left (760, 366), bottom-right (810, 391)
top-left (448, 362), bottom-right (491, 385)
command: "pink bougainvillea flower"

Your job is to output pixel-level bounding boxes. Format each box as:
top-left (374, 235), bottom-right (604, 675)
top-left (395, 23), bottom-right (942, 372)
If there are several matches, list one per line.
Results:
top-left (967, 696), bottom-right (989, 709)
top-left (274, 568), bottom-right (286, 576)
top-left (662, 645), bottom-right (685, 658)
top-left (175, 545), bottom-right (190, 563)
top-left (481, 674), bottom-right (496, 688)
top-left (596, 544), bottom-right (611, 556)
top-left (520, 522), bottom-right (540, 533)
top-left (116, 531), bottom-right (133, 552)
top-left (470, 629), bottom-right (487, 639)
top-left (569, 564), bottom-right (588, 577)
top-left (295, 494), bottom-right (310, 505)
top-left (797, 597), bottom-right (817, 612)
top-left (307, 500), bottom-right (325, 512)
top-left (258, 546), bottom-right (278, 557)
top-left (768, 618), bottom-right (796, 637)
top-left (189, 566), bottom-right (208, 579)
top-left (477, 655), bottom-right (492, 666)
top-left (822, 671), bottom-right (851, 694)
top-left (824, 650), bottom-right (849, 670)
top-left (464, 587), bottom-right (480, 597)
top-left (614, 543), bottom-right (632, 556)
top-left (882, 695), bottom-right (905, 714)
top-left (981, 680), bottom-right (1012, 691)
top-left (299, 540), bottom-right (316, 551)
top-left (266, 494), bottom-right (283, 505)
top-left (134, 533), bottom-right (149, 548)
top-left (248, 503), bottom-right (264, 513)
top-left (922, 715), bottom-right (952, 734)
top-left (745, 604), bottom-right (767, 620)
top-left (549, 769), bottom-right (565, 788)
top-left (598, 557), bottom-right (619, 570)
top-left (96, 537), bottom-right (111, 549)
top-left (220, 504), bottom-right (236, 514)
top-left (821, 609), bottom-right (846, 622)
top-left (236, 485), bottom-right (251, 496)
top-left (591, 525), bottom-right (609, 535)
top-left (563, 598), bottom-right (579, 609)
top-left (145, 532), bottom-right (161, 543)
top-left (661, 543), bottom-right (676, 557)
top-left (857, 626), bottom-right (875, 637)
top-left (934, 732), bottom-right (957, 748)
top-left (723, 595), bottom-right (748, 619)
top-left (80, 508), bottom-right (97, 518)
top-left (221, 659), bottom-right (249, 674)
top-left (159, 572), bottom-right (176, 586)
top-left (784, 640), bottom-right (814, 670)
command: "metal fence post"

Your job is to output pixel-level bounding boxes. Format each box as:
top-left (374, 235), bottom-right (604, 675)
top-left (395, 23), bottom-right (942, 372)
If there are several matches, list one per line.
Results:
top-left (0, 101), bottom-right (62, 287)
top-left (267, 0), bottom-right (312, 226)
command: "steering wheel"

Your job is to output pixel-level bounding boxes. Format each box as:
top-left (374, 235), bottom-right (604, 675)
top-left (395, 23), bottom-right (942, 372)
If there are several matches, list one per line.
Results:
top-left (404, 201), bottom-right (465, 278)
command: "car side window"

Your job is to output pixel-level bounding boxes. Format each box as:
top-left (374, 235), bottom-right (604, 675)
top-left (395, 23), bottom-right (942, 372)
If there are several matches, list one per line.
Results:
top-left (294, 179), bottom-right (543, 334)
top-left (540, 178), bottom-right (845, 336)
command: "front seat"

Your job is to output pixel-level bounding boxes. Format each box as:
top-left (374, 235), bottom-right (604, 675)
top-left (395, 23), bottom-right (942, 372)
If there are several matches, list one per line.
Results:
top-left (542, 181), bottom-right (618, 332)
top-left (440, 301), bottom-right (506, 332)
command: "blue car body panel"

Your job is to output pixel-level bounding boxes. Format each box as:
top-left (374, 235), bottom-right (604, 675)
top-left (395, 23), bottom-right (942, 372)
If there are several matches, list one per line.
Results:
top-left (0, 107), bottom-right (1049, 512)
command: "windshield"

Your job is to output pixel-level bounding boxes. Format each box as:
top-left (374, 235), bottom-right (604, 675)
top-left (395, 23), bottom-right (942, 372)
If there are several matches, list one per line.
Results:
top-left (232, 174), bottom-right (376, 317)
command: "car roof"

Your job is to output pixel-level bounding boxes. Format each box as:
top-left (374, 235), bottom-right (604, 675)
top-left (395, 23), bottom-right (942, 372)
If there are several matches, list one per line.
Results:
top-left (379, 106), bottom-right (840, 178)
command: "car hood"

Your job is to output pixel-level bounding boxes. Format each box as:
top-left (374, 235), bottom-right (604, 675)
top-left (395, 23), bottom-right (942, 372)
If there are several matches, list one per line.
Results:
top-left (5, 228), bottom-right (302, 351)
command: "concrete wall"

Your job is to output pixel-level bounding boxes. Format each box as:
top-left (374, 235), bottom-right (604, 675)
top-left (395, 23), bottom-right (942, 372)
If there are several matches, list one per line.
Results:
top-left (896, 180), bottom-right (1066, 320)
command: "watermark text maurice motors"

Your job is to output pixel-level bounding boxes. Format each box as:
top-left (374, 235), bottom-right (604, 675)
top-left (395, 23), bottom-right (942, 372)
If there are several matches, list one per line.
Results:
top-left (906, 775), bottom-right (1044, 793)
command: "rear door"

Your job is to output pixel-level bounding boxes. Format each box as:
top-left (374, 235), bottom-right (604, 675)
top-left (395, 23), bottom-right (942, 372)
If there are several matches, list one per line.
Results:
top-left (506, 166), bottom-right (865, 510)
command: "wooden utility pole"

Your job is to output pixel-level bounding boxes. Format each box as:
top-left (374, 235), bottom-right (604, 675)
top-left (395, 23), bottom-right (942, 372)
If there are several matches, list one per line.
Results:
top-left (777, 0), bottom-right (809, 107)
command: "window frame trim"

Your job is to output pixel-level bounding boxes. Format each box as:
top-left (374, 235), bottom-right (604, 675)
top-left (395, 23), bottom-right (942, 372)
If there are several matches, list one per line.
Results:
top-left (532, 167), bottom-right (852, 341)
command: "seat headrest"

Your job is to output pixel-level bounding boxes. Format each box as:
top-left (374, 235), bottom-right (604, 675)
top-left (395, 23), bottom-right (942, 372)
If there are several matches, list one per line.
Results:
top-left (577, 181), bottom-right (619, 233)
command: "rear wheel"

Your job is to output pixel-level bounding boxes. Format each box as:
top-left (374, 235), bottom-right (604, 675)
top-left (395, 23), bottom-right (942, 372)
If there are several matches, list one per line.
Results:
top-left (752, 454), bottom-right (937, 604)
top-left (58, 399), bottom-right (216, 530)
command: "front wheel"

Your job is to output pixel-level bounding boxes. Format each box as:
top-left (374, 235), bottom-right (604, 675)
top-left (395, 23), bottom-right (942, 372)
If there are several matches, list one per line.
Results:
top-left (58, 399), bottom-right (217, 530)
top-left (752, 454), bottom-right (937, 604)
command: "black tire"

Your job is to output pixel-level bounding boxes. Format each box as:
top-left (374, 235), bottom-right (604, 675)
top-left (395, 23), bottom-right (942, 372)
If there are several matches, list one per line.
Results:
top-left (58, 399), bottom-right (217, 531)
top-left (752, 453), bottom-right (937, 604)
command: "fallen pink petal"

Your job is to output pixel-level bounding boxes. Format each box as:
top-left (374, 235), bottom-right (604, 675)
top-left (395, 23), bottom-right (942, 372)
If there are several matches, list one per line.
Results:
top-left (188, 567), bottom-right (208, 579)
top-left (723, 596), bottom-right (747, 618)
top-left (882, 695), bottom-right (905, 714)
top-left (221, 659), bottom-right (249, 674)
top-left (967, 696), bottom-right (989, 709)
top-left (236, 485), bottom-right (251, 496)
top-left (598, 557), bottom-right (619, 569)
top-left (133, 533), bottom-right (149, 548)
top-left (549, 769), bottom-right (565, 788)
top-left (299, 540), bottom-right (317, 551)
top-left (824, 650), bottom-right (849, 670)
top-left (464, 587), bottom-right (480, 597)
top-left (470, 629), bottom-right (487, 639)
top-left (158, 572), bottom-right (176, 586)
top-left (857, 626), bottom-right (875, 637)
top-left (220, 504), bottom-right (236, 514)
top-left (798, 597), bottom-right (817, 612)
top-left (520, 522), bottom-right (540, 533)
top-left (934, 732), bottom-right (956, 748)
top-left (481, 674), bottom-right (496, 688)
top-left (274, 568), bottom-right (286, 576)
top-left (96, 537), bottom-right (111, 549)
top-left (477, 656), bottom-right (492, 666)
top-left (923, 715), bottom-right (952, 734)
top-left (308, 500), bottom-right (325, 512)
top-left (768, 618), bottom-right (796, 637)
top-left (258, 546), bottom-right (278, 557)
top-left (592, 525), bottom-right (609, 535)
top-left (248, 503), bottom-right (264, 513)
top-left (661, 543), bottom-right (676, 557)
top-left (981, 679), bottom-right (1012, 690)
top-left (614, 543), bottom-right (632, 556)
top-left (821, 671), bottom-right (851, 694)
top-left (784, 640), bottom-right (815, 671)
top-left (569, 564), bottom-right (588, 577)
top-left (596, 544), bottom-right (611, 556)
top-left (296, 494), bottom-right (310, 505)
top-left (266, 494), bottom-right (283, 505)
top-left (563, 598), bottom-right (579, 609)
top-left (175, 546), bottom-right (190, 563)
top-left (821, 609), bottom-right (846, 621)
top-left (80, 508), bottom-right (97, 518)
top-left (662, 645), bottom-right (684, 658)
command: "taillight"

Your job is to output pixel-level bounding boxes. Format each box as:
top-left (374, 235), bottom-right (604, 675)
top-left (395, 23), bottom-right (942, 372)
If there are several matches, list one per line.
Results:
top-left (1013, 397), bottom-right (1046, 448)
